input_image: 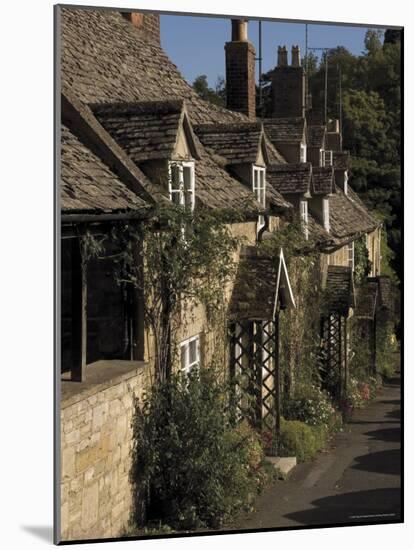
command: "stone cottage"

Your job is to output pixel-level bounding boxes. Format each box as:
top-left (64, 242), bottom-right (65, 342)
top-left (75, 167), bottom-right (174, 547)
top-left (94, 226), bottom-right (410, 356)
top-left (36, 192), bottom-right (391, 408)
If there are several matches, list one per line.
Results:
top-left (58, 8), bottom-right (387, 541)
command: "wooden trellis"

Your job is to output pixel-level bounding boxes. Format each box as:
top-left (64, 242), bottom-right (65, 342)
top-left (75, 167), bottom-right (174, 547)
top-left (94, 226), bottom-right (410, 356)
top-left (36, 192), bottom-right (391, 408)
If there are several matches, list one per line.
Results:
top-left (323, 312), bottom-right (348, 402)
top-left (229, 319), bottom-right (279, 432)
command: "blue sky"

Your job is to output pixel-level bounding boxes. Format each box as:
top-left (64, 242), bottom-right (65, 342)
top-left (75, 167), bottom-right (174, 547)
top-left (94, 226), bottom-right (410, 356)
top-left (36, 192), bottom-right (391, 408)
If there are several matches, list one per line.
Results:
top-left (160, 15), bottom-right (382, 88)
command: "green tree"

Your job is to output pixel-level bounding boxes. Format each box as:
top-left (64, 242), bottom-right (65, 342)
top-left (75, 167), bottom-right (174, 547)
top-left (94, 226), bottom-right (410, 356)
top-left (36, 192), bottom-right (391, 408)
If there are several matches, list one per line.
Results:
top-left (192, 74), bottom-right (226, 106)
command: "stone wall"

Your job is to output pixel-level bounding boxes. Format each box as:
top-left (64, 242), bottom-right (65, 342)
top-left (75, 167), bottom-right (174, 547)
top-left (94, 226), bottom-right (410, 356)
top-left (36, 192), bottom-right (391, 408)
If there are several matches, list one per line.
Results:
top-left (60, 361), bottom-right (149, 541)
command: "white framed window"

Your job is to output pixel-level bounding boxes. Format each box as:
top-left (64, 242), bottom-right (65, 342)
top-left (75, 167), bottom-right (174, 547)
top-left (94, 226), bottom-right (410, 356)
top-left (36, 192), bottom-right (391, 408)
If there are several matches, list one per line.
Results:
top-left (300, 142), bottom-right (307, 163)
top-left (343, 170), bottom-right (348, 195)
top-left (322, 197), bottom-right (330, 232)
top-left (348, 241), bottom-right (355, 271)
top-left (300, 199), bottom-right (309, 240)
top-left (168, 161), bottom-right (195, 211)
top-left (319, 149), bottom-right (325, 167)
top-left (324, 150), bottom-right (333, 166)
top-left (180, 334), bottom-right (200, 374)
top-left (252, 165), bottom-right (266, 231)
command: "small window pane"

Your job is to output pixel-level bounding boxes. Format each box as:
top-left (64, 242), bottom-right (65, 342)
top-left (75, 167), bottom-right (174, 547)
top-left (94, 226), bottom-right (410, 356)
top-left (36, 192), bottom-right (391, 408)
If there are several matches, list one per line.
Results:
top-left (183, 166), bottom-right (192, 191)
top-left (171, 165), bottom-right (180, 190)
top-left (181, 344), bottom-right (187, 371)
top-left (171, 190), bottom-right (181, 205)
top-left (189, 339), bottom-right (197, 364)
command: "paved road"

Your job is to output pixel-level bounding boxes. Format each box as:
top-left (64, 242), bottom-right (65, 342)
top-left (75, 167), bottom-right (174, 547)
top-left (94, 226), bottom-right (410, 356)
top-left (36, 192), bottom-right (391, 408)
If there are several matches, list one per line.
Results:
top-left (228, 375), bottom-right (402, 530)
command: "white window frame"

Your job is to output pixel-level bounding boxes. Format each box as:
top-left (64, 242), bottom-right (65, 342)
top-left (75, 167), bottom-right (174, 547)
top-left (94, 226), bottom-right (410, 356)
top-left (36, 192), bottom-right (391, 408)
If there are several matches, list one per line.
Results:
top-left (168, 160), bottom-right (195, 211)
top-left (319, 149), bottom-right (325, 167)
top-left (300, 199), bottom-right (309, 240)
top-left (348, 241), bottom-right (355, 271)
top-left (322, 197), bottom-right (330, 232)
top-left (180, 334), bottom-right (200, 374)
top-left (300, 142), bottom-right (307, 163)
top-left (252, 165), bottom-right (266, 231)
top-left (343, 170), bottom-right (348, 195)
top-left (324, 150), bottom-right (333, 166)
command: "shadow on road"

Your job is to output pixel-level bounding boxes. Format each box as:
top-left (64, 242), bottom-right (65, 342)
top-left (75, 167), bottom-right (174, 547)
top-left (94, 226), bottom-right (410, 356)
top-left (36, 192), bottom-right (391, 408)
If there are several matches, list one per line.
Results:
top-left (364, 427), bottom-right (401, 443)
top-left (284, 488), bottom-right (401, 526)
top-left (352, 449), bottom-right (400, 476)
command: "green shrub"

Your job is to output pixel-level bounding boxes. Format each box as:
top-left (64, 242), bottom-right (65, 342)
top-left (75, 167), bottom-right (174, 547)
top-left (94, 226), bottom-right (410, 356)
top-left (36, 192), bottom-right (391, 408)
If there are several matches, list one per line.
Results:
top-left (282, 385), bottom-right (335, 428)
top-left (130, 369), bottom-right (267, 530)
top-left (279, 418), bottom-right (328, 462)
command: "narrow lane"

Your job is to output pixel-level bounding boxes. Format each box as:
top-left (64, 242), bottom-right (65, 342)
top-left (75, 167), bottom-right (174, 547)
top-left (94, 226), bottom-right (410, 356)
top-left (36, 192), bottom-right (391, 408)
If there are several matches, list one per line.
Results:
top-left (228, 375), bottom-right (401, 530)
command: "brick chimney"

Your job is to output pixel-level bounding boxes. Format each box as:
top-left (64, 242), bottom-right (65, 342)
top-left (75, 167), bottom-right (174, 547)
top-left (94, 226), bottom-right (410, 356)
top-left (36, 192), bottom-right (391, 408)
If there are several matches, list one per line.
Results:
top-left (271, 45), bottom-right (305, 118)
top-left (225, 19), bottom-right (256, 119)
top-left (121, 11), bottom-right (160, 45)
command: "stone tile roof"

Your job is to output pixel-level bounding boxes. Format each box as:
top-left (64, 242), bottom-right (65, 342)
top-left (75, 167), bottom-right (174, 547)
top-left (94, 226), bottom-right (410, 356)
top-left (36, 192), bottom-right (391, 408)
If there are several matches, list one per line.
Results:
top-left (93, 99), bottom-right (199, 162)
top-left (229, 246), bottom-right (281, 320)
top-left (333, 151), bottom-right (350, 170)
top-left (263, 117), bottom-right (305, 144)
top-left (307, 125), bottom-right (326, 148)
top-left (354, 281), bottom-right (378, 319)
top-left (61, 124), bottom-right (149, 214)
top-left (312, 166), bottom-right (334, 195)
top-left (193, 122), bottom-right (263, 165)
top-left (60, 7), bottom-right (245, 126)
top-left (263, 133), bottom-right (287, 165)
top-left (371, 276), bottom-right (394, 312)
top-left (329, 185), bottom-right (379, 240)
top-left (266, 163), bottom-right (312, 195)
top-left (326, 265), bottom-right (355, 315)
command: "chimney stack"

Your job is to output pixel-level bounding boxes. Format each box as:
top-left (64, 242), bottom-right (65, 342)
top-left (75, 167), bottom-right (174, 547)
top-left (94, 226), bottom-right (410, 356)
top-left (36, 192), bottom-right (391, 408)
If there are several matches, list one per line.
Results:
top-left (271, 44), bottom-right (306, 118)
top-left (277, 46), bottom-right (288, 67)
top-left (121, 11), bottom-right (160, 45)
top-left (225, 19), bottom-right (256, 119)
top-left (291, 45), bottom-right (301, 67)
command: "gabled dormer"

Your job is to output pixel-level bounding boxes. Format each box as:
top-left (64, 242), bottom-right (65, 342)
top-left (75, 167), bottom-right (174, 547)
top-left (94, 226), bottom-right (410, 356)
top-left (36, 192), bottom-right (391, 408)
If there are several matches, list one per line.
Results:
top-left (93, 98), bottom-right (200, 210)
top-left (266, 163), bottom-right (312, 239)
top-left (263, 117), bottom-right (307, 165)
top-left (193, 122), bottom-right (274, 231)
top-left (309, 166), bottom-right (335, 233)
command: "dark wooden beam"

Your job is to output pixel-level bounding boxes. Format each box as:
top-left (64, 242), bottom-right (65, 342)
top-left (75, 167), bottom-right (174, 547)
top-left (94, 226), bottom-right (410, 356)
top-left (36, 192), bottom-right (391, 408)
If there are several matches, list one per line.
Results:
top-left (71, 238), bottom-right (87, 382)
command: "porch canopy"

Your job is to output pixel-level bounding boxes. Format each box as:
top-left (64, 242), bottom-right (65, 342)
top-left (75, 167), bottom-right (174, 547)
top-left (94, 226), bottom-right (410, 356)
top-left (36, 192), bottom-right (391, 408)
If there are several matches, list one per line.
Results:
top-left (229, 245), bottom-right (295, 321)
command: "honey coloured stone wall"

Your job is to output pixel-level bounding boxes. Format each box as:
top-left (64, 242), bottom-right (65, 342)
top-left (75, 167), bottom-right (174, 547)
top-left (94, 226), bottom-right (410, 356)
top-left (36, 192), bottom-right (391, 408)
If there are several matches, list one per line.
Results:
top-left (60, 362), bottom-right (149, 541)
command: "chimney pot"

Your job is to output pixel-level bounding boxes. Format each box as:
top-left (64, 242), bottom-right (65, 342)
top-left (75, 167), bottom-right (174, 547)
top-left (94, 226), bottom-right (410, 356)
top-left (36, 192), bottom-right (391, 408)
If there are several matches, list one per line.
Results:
top-left (292, 45), bottom-right (301, 67)
top-left (277, 46), bottom-right (288, 67)
top-left (231, 19), bottom-right (248, 41)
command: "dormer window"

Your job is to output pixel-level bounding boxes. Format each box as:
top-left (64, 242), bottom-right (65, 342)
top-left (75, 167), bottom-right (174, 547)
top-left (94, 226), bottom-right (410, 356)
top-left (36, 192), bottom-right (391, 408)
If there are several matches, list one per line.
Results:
top-left (252, 166), bottom-right (266, 230)
top-left (322, 197), bottom-right (330, 232)
top-left (300, 199), bottom-right (309, 240)
top-left (324, 150), bottom-right (333, 166)
top-left (168, 161), bottom-right (195, 210)
top-left (300, 143), bottom-right (307, 163)
top-left (348, 241), bottom-right (355, 271)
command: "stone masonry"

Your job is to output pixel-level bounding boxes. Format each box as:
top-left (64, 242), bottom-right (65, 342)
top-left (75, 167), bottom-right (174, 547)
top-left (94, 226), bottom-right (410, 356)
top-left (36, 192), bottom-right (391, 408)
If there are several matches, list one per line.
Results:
top-left (60, 362), bottom-right (149, 541)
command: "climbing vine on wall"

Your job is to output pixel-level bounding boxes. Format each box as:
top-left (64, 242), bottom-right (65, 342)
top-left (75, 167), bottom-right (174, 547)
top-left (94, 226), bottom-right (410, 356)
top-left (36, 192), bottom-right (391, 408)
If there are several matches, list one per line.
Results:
top-left (259, 223), bottom-right (323, 398)
top-left (80, 203), bottom-right (244, 382)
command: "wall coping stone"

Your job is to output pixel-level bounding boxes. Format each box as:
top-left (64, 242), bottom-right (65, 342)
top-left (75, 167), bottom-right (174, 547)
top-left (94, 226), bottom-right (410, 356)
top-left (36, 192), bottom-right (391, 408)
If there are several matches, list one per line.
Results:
top-left (61, 360), bottom-right (148, 409)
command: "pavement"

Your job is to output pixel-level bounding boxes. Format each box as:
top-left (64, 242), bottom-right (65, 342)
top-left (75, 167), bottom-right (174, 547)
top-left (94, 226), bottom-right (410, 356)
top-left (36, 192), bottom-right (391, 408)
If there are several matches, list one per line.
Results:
top-left (226, 373), bottom-right (402, 530)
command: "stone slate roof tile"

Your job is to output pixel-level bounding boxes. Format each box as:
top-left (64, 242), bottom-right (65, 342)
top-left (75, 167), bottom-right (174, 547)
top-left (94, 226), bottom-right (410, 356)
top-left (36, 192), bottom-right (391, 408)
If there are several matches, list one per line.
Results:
top-left (312, 166), bottom-right (334, 195)
top-left (263, 133), bottom-right (288, 165)
top-left (354, 281), bottom-right (378, 319)
top-left (61, 124), bottom-right (149, 213)
top-left (263, 117), bottom-right (305, 143)
top-left (374, 276), bottom-right (393, 311)
top-left (229, 246), bottom-right (281, 320)
top-left (329, 185), bottom-right (379, 240)
top-left (60, 8), bottom-right (245, 126)
top-left (193, 122), bottom-right (264, 165)
top-left (307, 125), bottom-right (326, 148)
top-left (326, 265), bottom-right (355, 315)
top-left (266, 163), bottom-right (312, 195)
top-left (93, 100), bottom-right (187, 162)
